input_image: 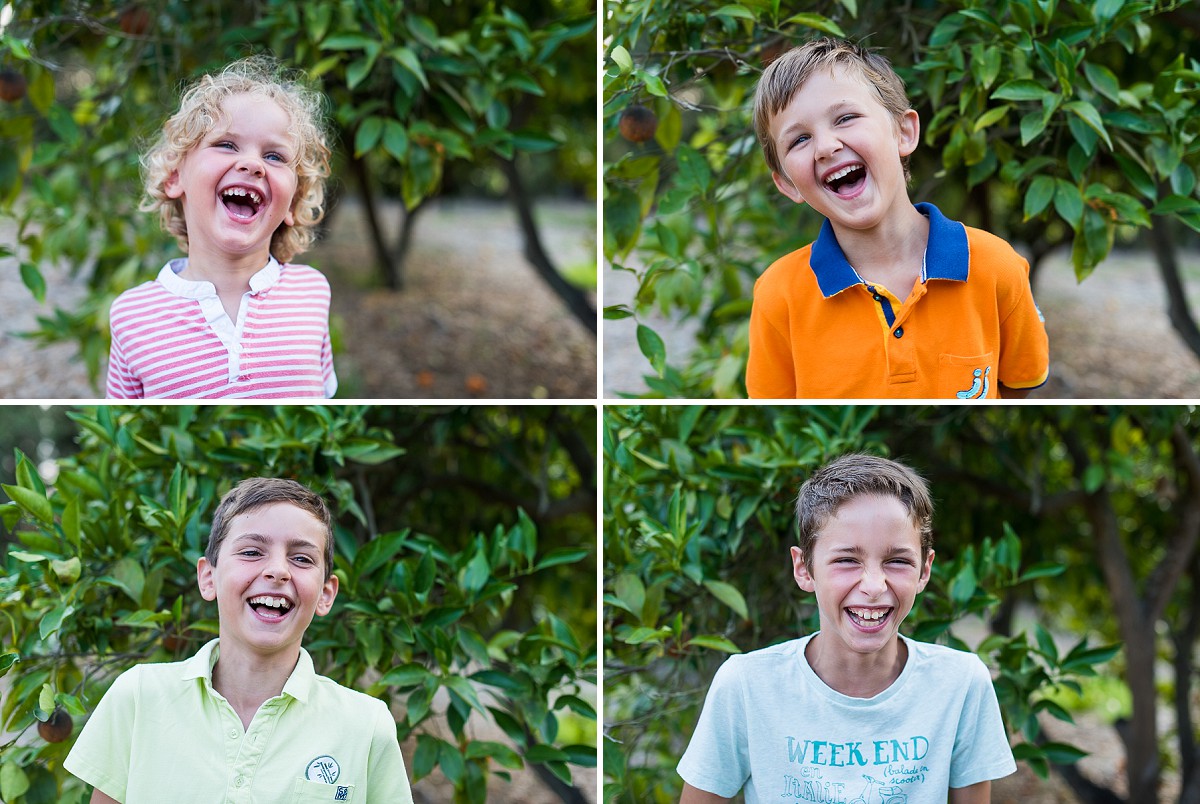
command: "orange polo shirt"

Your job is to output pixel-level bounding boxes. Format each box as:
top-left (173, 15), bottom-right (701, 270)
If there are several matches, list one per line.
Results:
top-left (746, 203), bottom-right (1049, 399)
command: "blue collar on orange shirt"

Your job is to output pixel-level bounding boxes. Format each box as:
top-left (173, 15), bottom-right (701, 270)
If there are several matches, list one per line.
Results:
top-left (810, 202), bottom-right (970, 298)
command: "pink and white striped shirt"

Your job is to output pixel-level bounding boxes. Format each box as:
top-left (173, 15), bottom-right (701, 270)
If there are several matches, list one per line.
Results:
top-left (105, 257), bottom-right (337, 399)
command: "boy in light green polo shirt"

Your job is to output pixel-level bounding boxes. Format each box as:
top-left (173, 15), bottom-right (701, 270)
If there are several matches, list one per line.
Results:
top-left (65, 478), bottom-right (415, 804)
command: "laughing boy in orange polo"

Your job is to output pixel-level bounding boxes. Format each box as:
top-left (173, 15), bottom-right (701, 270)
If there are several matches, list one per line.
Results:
top-left (746, 38), bottom-right (1049, 399)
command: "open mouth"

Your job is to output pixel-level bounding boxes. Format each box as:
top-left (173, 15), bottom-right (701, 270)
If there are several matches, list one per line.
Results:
top-left (846, 606), bottom-right (892, 630)
top-left (247, 594), bottom-right (293, 622)
top-left (220, 186), bottom-right (265, 220)
top-left (824, 164), bottom-right (866, 196)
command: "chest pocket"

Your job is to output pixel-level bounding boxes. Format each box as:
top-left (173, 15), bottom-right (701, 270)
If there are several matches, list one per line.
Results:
top-left (290, 779), bottom-right (355, 802)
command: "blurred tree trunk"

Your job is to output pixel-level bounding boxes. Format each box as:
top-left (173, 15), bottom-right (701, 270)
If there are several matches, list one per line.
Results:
top-left (348, 153), bottom-right (425, 290)
top-left (1173, 559), bottom-right (1200, 803)
top-left (1150, 216), bottom-right (1200, 361)
top-left (1063, 420), bottom-right (1200, 804)
top-left (500, 157), bottom-right (597, 335)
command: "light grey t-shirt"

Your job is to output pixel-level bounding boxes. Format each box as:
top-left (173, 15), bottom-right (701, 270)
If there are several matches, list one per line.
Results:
top-left (677, 633), bottom-right (1016, 803)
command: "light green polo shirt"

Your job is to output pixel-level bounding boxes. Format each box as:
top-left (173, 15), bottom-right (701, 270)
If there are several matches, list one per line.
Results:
top-left (65, 639), bottom-right (414, 804)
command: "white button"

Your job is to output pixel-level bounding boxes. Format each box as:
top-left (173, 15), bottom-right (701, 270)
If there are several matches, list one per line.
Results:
top-left (235, 775), bottom-right (245, 787)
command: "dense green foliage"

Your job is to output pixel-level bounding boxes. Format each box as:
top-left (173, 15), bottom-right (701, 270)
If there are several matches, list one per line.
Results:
top-left (603, 405), bottom-right (1200, 802)
top-left (0, 405), bottom-right (597, 804)
top-left (603, 0), bottom-right (1200, 396)
top-left (0, 0), bottom-right (594, 384)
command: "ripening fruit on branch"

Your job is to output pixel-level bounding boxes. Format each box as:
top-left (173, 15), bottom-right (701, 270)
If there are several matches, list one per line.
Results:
top-left (38, 708), bottom-right (73, 743)
top-left (0, 70), bottom-right (27, 103)
top-left (619, 105), bottom-right (657, 143)
top-left (119, 5), bottom-right (151, 36)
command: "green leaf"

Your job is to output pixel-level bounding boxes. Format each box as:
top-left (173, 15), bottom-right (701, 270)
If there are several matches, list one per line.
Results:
top-left (1053, 180), bottom-right (1084, 229)
top-left (609, 45), bottom-right (632, 74)
top-left (110, 556), bottom-right (146, 604)
top-left (2, 483), bottom-right (52, 524)
top-left (38, 682), bottom-right (54, 717)
top-left (675, 145), bottom-right (712, 193)
top-left (992, 80), bottom-right (1051, 102)
top-left (1018, 561), bottom-right (1067, 582)
top-left (637, 324), bottom-right (667, 376)
top-left (973, 105), bottom-right (1011, 133)
top-left (1114, 154), bottom-right (1156, 201)
top-left (1024, 175), bottom-right (1056, 220)
top-left (412, 734), bottom-right (440, 779)
top-left (604, 305), bottom-right (634, 320)
top-left (1152, 195), bottom-right (1200, 216)
top-left (354, 116), bottom-right (384, 157)
top-left (442, 675), bottom-right (487, 715)
top-left (949, 563), bottom-right (977, 604)
top-left (18, 261), bottom-right (45, 302)
top-left (1020, 110), bottom-right (1049, 146)
top-left (1091, 0), bottom-right (1124, 23)
top-left (686, 635), bottom-right (742, 653)
top-left (355, 530), bottom-right (410, 578)
top-left (389, 47), bottom-right (428, 89)
top-left (613, 573), bottom-right (646, 619)
top-left (50, 556), bottom-right (81, 583)
top-left (703, 579), bottom-right (749, 619)
top-left (783, 13), bottom-right (846, 37)
top-left (1082, 62), bottom-right (1121, 104)
top-left (462, 548), bottom-right (490, 593)
top-left (465, 740), bottom-right (524, 769)
top-left (714, 4), bottom-right (755, 20)
top-left (38, 602), bottom-right (75, 640)
top-left (534, 548), bottom-right (589, 571)
top-left (0, 653), bottom-right (18, 678)
top-left (640, 70), bottom-right (667, 98)
top-left (1034, 624), bottom-right (1058, 662)
top-left (1064, 100), bottom-right (1112, 150)
top-left (346, 56), bottom-right (375, 90)
top-left (379, 663), bottom-right (433, 689)
top-left (321, 33), bottom-right (375, 50)
top-left (1040, 741), bottom-right (1088, 764)
top-left (0, 761), bottom-right (30, 802)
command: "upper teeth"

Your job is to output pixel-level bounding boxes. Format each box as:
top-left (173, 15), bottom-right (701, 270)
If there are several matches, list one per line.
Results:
top-left (825, 165), bottom-right (861, 184)
top-left (223, 187), bottom-right (262, 204)
top-left (849, 608), bottom-right (886, 620)
top-left (249, 595), bottom-right (290, 609)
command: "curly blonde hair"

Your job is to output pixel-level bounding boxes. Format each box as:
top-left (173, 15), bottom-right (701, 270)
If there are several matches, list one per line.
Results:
top-left (140, 56), bottom-right (331, 264)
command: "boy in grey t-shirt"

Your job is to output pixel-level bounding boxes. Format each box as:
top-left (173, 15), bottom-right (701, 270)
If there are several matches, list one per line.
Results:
top-left (677, 455), bottom-right (1015, 804)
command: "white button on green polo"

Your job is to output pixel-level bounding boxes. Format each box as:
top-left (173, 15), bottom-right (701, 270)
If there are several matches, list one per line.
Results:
top-left (65, 640), bottom-right (414, 804)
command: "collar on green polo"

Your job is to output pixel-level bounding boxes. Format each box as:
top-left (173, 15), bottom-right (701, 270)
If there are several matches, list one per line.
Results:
top-left (810, 202), bottom-right (970, 298)
top-left (180, 638), bottom-right (315, 703)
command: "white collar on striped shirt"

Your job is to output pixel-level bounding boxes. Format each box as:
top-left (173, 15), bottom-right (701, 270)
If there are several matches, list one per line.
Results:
top-left (157, 255), bottom-right (282, 300)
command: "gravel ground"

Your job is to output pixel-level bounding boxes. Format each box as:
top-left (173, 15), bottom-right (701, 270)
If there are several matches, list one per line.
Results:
top-left (603, 247), bottom-right (1200, 399)
top-left (0, 218), bottom-right (96, 399)
top-left (0, 198), bottom-right (597, 400)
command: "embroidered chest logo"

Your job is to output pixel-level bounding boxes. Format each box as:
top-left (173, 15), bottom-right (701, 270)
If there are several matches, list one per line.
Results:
top-left (334, 786), bottom-right (350, 801)
top-left (955, 366), bottom-right (991, 400)
top-left (305, 755), bottom-right (341, 784)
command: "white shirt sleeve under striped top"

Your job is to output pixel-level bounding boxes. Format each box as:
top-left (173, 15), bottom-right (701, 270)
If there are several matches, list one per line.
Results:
top-left (105, 256), bottom-right (337, 399)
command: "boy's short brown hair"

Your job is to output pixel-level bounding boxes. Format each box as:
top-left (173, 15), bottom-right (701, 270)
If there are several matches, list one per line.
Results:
top-left (206, 477), bottom-right (334, 579)
top-left (753, 37), bottom-right (913, 180)
top-left (795, 454), bottom-right (933, 572)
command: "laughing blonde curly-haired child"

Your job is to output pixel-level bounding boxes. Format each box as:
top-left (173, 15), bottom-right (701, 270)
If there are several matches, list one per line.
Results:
top-left (106, 56), bottom-right (337, 399)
